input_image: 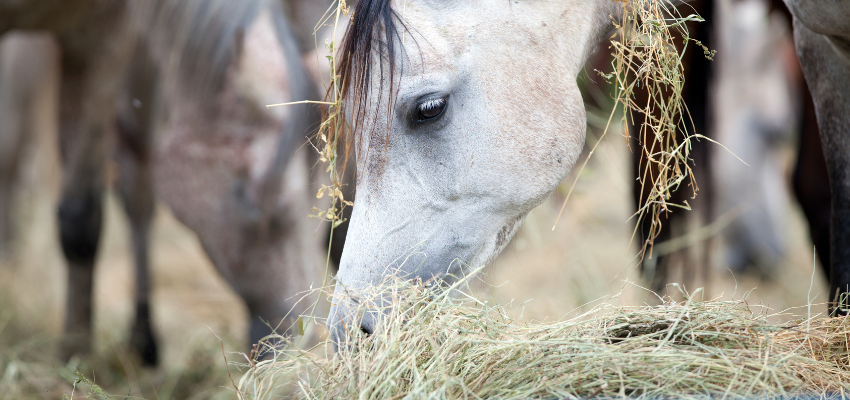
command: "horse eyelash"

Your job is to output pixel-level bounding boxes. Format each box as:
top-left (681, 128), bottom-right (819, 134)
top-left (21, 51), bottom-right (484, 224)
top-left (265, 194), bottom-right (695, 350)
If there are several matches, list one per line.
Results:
top-left (420, 98), bottom-right (445, 111)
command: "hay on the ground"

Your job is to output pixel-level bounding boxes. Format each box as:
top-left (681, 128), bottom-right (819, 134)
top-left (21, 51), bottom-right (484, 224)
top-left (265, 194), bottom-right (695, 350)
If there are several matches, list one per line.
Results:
top-left (235, 278), bottom-right (850, 399)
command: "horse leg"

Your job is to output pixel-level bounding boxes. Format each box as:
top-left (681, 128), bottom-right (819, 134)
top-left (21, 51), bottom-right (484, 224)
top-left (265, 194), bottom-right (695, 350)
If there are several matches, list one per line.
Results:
top-left (691, 135), bottom-right (714, 296)
top-left (0, 33), bottom-right (52, 258)
top-left (115, 39), bottom-right (158, 366)
top-left (54, 2), bottom-right (132, 360)
top-left (792, 81), bottom-right (831, 281)
top-left (792, 19), bottom-right (850, 312)
top-left (0, 36), bottom-right (24, 258)
top-left (57, 173), bottom-right (102, 360)
top-left (55, 59), bottom-right (105, 361)
top-left (684, 0), bottom-right (713, 295)
top-left (56, 55), bottom-right (107, 359)
top-left (696, 131), bottom-right (715, 296)
top-left (115, 127), bottom-right (157, 365)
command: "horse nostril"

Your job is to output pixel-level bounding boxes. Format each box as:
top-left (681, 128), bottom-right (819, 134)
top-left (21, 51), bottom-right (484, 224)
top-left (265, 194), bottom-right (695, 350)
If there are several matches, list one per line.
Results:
top-left (360, 324), bottom-right (373, 336)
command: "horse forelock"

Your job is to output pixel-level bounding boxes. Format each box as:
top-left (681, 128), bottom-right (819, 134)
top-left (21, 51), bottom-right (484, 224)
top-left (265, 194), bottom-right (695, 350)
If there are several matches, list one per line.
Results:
top-left (145, 0), bottom-right (278, 97)
top-left (337, 0), bottom-right (408, 162)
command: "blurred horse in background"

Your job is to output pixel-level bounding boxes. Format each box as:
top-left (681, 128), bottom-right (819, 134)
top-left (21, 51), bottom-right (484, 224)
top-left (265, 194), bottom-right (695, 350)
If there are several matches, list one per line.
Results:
top-left (712, 0), bottom-right (800, 275)
top-left (0, 33), bottom-right (56, 257)
top-left (0, 0), bottom-right (131, 258)
top-left (0, 0), bottom-right (335, 366)
top-left (703, 0), bottom-right (833, 289)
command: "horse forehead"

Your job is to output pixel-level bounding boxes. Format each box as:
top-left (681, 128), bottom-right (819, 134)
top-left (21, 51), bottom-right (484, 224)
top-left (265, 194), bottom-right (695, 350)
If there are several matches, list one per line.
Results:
top-left (395, 3), bottom-right (469, 62)
top-left (399, 1), bottom-right (559, 37)
top-left (397, 2), bottom-right (558, 70)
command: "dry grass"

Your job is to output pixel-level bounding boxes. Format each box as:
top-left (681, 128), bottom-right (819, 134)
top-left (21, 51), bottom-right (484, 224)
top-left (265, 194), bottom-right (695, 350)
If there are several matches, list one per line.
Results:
top-left (236, 278), bottom-right (850, 399)
top-left (0, 295), bottom-right (238, 400)
top-left (0, 198), bottom-right (245, 400)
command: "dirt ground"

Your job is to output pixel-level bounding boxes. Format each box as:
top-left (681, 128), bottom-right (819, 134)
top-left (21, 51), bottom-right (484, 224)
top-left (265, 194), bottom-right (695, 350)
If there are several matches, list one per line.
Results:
top-left (0, 63), bottom-right (830, 399)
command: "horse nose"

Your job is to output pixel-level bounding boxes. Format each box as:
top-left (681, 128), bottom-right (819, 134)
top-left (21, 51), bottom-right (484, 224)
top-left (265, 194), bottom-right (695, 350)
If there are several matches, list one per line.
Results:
top-left (328, 293), bottom-right (380, 349)
top-left (359, 315), bottom-right (375, 336)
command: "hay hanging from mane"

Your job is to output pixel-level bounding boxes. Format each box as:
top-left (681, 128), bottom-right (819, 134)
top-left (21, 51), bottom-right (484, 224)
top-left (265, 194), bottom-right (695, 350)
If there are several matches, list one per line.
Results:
top-left (607, 0), bottom-right (717, 258)
top-left (553, 0), bottom-right (718, 259)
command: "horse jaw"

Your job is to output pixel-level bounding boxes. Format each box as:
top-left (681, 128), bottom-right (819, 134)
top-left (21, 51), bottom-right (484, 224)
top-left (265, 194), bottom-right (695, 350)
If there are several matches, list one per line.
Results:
top-left (328, 0), bottom-right (619, 343)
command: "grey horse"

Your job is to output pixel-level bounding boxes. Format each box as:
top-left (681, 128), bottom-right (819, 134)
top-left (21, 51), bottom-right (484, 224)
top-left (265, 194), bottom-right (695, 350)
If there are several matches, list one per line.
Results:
top-left (0, 0), bottom-right (333, 365)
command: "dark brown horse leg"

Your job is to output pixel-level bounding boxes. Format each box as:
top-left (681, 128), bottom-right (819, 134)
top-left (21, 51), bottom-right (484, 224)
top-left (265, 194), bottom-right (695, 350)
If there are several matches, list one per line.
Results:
top-left (56, 57), bottom-right (106, 361)
top-left (115, 131), bottom-right (157, 366)
top-left (693, 134), bottom-right (714, 297)
top-left (792, 19), bottom-right (850, 313)
top-left (57, 180), bottom-right (102, 360)
top-left (55, 2), bottom-right (131, 360)
top-left (792, 80), bottom-right (831, 282)
top-left (115, 39), bottom-right (158, 366)
top-left (685, 0), bottom-right (713, 295)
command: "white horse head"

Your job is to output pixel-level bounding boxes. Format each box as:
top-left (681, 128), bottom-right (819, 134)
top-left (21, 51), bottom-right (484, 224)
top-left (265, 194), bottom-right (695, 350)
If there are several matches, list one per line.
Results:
top-left (328, 0), bottom-right (621, 343)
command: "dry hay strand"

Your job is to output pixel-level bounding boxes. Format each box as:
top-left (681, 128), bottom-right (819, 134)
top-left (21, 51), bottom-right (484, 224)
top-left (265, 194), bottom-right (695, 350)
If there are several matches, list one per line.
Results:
top-left (609, 0), bottom-right (717, 259)
top-left (234, 277), bottom-right (850, 400)
top-left (555, 0), bottom-right (719, 258)
top-left (267, 1), bottom-right (351, 230)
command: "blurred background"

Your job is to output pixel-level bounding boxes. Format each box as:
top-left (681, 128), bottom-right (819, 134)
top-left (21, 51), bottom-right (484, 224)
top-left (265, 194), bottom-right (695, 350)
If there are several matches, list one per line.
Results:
top-left (0, 0), bottom-right (832, 398)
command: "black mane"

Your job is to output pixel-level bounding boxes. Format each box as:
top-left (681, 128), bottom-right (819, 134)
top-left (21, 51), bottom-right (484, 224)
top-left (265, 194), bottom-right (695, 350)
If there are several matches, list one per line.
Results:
top-left (337, 0), bottom-right (406, 147)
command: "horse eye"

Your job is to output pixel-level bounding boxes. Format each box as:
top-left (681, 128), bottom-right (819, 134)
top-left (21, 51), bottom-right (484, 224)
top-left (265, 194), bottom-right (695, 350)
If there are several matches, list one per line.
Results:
top-left (417, 97), bottom-right (447, 122)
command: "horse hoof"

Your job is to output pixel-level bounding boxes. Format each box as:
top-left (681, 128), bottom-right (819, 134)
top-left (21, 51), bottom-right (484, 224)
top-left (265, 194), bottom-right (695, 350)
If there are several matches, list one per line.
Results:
top-left (130, 322), bottom-right (158, 366)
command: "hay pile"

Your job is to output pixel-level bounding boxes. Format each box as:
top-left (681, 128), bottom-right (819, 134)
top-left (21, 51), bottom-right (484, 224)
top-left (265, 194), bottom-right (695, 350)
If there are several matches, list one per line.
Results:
top-left (235, 280), bottom-right (850, 399)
